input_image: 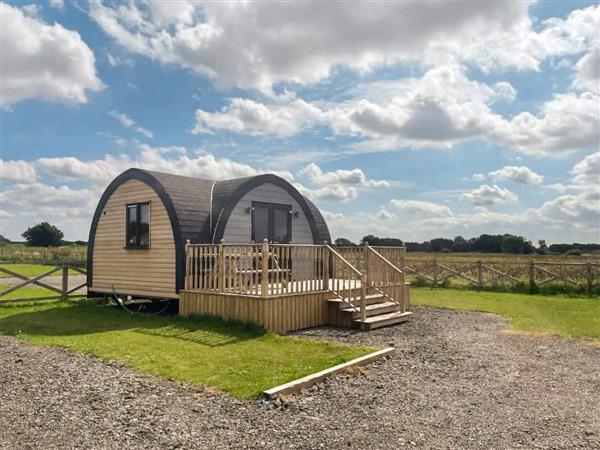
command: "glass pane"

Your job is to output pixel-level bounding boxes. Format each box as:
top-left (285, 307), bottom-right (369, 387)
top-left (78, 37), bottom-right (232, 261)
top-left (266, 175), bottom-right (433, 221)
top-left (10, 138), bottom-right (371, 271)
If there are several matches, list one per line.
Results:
top-left (272, 208), bottom-right (290, 243)
top-left (253, 205), bottom-right (269, 243)
top-left (139, 204), bottom-right (149, 246)
top-left (127, 205), bottom-right (137, 246)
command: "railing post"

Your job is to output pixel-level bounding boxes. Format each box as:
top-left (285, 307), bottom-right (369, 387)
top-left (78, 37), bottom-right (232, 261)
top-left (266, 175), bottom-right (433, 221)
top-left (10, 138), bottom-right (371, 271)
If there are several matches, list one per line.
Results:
top-left (586, 263), bottom-right (593, 297)
top-left (261, 239), bottom-right (269, 297)
top-left (218, 239), bottom-right (225, 292)
top-left (61, 263), bottom-right (68, 300)
top-left (400, 246), bottom-right (406, 311)
top-left (529, 260), bottom-right (535, 293)
top-left (360, 271), bottom-right (367, 322)
top-left (185, 239), bottom-right (191, 290)
top-left (363, 243), bottom-right (369, 287)
top-left (432, 257), bottom-right (438, 288)
top-left (477, 260), bottom-right (483, 290)
top-left (323, 242), bottom-right (329, 291)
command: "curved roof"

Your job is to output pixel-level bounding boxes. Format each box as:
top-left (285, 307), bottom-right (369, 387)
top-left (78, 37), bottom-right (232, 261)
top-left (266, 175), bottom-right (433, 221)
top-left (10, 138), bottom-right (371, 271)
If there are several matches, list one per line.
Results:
top-left (87, 168), bottom-right (331, 292)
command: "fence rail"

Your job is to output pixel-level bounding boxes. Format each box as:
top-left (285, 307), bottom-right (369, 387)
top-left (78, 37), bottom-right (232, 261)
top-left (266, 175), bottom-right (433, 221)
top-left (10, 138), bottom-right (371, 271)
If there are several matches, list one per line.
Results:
top-left (404, 257), bottom-right (600, 295)
top-left (0, 263), bottom-right (87, 303)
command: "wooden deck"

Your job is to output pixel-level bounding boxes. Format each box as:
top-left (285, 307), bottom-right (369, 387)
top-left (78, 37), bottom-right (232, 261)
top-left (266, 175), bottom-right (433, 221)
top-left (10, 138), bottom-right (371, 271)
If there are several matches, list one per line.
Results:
top-left (180, 241), bottom-right (411, 332)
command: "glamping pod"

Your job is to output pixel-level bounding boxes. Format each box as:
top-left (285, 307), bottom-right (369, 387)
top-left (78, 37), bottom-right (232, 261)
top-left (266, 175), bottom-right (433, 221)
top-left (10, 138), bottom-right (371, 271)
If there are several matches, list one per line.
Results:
top-left (87, 168), bottom-right (331, 300)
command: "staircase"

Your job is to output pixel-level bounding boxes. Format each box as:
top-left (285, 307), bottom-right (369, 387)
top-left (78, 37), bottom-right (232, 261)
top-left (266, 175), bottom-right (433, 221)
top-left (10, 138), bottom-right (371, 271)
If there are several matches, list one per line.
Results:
top-left (325, 244), bottom-right (411, 331)
top-left (327, 292), bottom-right (412, 330)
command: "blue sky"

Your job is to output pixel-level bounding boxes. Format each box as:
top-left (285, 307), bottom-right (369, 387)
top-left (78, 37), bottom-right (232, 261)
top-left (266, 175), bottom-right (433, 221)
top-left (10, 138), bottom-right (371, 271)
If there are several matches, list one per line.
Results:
top-left (1, 0), bottom-right (599, 243)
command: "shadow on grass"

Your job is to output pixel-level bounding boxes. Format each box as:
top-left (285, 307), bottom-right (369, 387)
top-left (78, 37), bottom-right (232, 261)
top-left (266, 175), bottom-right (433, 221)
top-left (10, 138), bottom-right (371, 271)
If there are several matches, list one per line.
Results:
top-left (0, 301), bottom-right (265, 348)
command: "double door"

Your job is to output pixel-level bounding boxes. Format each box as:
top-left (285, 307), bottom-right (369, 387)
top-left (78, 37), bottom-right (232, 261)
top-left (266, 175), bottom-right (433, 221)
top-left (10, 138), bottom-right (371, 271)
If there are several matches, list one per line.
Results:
top-left (251, 201), bottom-right (291, 244)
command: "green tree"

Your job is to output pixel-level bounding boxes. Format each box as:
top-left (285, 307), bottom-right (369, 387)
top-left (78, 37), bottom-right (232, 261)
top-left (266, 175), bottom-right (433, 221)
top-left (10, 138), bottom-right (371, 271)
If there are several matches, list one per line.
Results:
top-left (334, 237), bottom-right (356, 246)
top-left (501, 234), bottom-right (528, 254)
top-left (22, 222), bottom-right (64, 247)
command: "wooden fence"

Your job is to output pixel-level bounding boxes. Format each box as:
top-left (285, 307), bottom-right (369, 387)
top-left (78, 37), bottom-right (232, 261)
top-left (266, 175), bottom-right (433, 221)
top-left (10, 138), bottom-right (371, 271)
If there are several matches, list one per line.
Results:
top-left (0, 262), bottom-right (87, 303)
top-left (404, 258), bottom-right (600, 295)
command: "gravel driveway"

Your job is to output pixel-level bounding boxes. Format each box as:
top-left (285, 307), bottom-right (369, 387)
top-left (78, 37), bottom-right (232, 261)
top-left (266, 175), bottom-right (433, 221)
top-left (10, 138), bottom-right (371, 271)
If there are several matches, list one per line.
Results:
top-left (1, 307), bottom-right (598, 449)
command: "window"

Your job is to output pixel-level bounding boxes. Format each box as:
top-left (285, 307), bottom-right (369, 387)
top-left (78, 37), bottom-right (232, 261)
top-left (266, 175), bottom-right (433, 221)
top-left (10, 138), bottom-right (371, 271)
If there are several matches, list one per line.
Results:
top-left (251, 201), bottom-right (291, 243)
top-left (126, 202), bottom-right (150, 248)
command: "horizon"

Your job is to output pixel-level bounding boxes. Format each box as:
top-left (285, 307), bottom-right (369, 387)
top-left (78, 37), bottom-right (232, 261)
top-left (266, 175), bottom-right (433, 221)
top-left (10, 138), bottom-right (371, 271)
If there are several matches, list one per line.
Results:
top-left (1, 1), bottom-right (599, 244)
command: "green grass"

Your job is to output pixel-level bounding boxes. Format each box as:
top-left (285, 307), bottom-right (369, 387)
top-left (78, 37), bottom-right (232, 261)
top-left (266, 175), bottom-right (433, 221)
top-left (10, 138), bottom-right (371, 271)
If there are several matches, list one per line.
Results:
top-left (411, 288), bottom-right (600, 341)
top-left (0, 300), bottom-right (373, 398)
top-left (0, 263), bottom-right (80, 278)
top-left (0, 284), bottom-right (58, 300)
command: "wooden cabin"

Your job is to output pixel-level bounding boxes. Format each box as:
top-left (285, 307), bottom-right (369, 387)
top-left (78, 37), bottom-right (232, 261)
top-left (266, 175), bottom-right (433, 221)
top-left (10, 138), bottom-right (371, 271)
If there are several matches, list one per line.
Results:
top-left (88, 168), bottom-right (411, 331)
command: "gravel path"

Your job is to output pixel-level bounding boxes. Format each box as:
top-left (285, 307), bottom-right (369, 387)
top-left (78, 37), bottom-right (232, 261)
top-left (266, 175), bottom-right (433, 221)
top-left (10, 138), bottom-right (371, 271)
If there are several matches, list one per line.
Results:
top-left (1, 307), bottom-right (598, 449)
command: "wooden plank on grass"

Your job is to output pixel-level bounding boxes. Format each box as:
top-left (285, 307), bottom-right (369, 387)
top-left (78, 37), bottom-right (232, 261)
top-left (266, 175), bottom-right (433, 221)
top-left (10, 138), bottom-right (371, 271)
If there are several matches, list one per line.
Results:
top-left (262, 347), bottom-right (395, 399)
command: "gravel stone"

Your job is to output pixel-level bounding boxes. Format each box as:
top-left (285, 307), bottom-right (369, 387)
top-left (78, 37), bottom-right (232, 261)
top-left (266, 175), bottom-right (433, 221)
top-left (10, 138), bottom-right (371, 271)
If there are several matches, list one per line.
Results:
top-left (1, 307), bottom-right (598, 449)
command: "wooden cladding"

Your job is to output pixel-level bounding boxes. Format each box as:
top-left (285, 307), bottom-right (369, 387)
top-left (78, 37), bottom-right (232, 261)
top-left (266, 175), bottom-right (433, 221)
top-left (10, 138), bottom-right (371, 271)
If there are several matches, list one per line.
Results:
top-left (91, 179), bottom-right (176, 298)
top-left (180, 290), bottom-right (329, 333)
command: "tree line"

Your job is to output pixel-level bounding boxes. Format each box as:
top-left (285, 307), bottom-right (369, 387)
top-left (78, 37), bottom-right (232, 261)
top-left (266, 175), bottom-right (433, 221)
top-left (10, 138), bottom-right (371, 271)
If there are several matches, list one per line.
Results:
top-left (335, 234), bottom-right (600, 255)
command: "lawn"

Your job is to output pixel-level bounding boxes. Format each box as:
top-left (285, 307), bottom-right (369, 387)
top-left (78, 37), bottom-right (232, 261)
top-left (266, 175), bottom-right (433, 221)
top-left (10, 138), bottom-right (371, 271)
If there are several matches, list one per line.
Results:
top-left (0, 263), bottom-right (80, 278)
top-left (411, 288), bottom-right (600, 341)
top-left (0, 284), bottom-right (59, 300)
top-left (0, 300), bottom-right (373, 398)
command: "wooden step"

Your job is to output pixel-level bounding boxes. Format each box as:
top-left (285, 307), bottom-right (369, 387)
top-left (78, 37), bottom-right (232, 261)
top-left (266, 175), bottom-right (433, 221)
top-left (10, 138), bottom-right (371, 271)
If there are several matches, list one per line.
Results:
top-left (327, 293), bottom-right (385, 307)
top-left (341, 301), bottom-right (400, 319)
top-left (354, 311), bottom-right (413, 331)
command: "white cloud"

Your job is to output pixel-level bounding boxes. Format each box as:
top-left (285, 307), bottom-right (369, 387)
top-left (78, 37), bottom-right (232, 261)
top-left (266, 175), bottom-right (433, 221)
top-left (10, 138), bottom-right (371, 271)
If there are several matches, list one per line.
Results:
top-left (0, 2), bottom-right (103, 108)
top-left (49, 0), bottom-right (65, 10)
top-left (89, 1), bottom-right (536, 93)
top-left (193, 66), bottom-right (599, 157)
top-left (301, 163), bottom-right (389, 188)
top-left (0, 160), bottom-right (37, 183)
top-left (109, 110), bottom-right (154, 139)
top-left (491, 92), bottom-right (599, 157)
top-left (295, 183), bottom-right (357, 203)
top-left (488, 166), bottom-right (544, 185)
top-left (88, 2), bottom-right (600, 94)
top-left (463, 173), bottom-right (486, 182)
top-left (1, 183), bottom-right (98, 215)
top-left (463, 184), bottom-right (518, 207)
top-left (390, 199), bottom-right (453, 218)
top-left (193, 97), bottom-right (322, 137)
top-left (375, 208), bottom-right (395, 220)
top-left (35, 145), bottom-right (264, 187)
top-left (572, 151), bottom-right (600, 189)
top-left (573, 47), bottom-right (600, 93)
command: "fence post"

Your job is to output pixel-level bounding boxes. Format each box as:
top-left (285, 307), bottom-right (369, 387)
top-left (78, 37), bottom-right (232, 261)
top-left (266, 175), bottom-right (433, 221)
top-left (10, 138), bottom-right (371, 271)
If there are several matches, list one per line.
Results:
top-left (261, 239), bottom-right (269, 297)
top-left (61, 263), bottom-right (68, 300)
top-left (400, 246), bottom-right (406, 311)
top-left (185, 239), bottom-right (191, 290)
top-left (218, 239), bottom-right (225, 292)
top-left (477, 260), bottom-right (483, 290)
top-left (432, 257), bottom-right (438, 288)
top-left (360, 271), bottom-right (367, 322)
top-left (529, 260), bottom-right (535, 292)
top-left (323, 242), bottom-right (329, 291)
top-left (363, 243), bottom-right (369, 287)
top-left (587, 263), bottom-right (593, 297)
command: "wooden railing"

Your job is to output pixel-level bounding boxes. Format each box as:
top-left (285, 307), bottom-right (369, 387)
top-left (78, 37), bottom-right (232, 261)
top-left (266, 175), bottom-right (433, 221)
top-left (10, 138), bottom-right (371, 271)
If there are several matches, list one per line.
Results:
top-left (184, 241), bottom-right (410, 321)
top-left (325, 244), bottom-right (366, 320)
top-left (366, 245), bottom-right (408, 312)
top-left (185, 240), bottom-right (329, 296)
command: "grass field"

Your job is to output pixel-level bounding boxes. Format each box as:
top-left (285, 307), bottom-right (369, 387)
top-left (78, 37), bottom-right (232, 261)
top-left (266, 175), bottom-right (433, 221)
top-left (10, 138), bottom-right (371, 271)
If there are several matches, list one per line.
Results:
top-left (0, 284), bottom-right (58, 300)
top-left (411, 288), bottom-right (600, 341)
top-left (0, 300), bottom-right (373, 398)
top-left (0, 263), bottom-right (80, 279)
top-left (0, 243), bottom-right (86, 262)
